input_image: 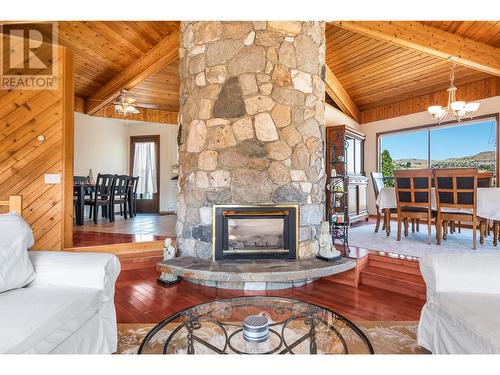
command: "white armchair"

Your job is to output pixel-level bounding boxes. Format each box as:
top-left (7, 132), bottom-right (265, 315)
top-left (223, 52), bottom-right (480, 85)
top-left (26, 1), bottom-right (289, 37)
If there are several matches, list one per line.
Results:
top-left (0, 251), bottom-right (120, 354)
top-left (418, 252), bottom-right (500, 354)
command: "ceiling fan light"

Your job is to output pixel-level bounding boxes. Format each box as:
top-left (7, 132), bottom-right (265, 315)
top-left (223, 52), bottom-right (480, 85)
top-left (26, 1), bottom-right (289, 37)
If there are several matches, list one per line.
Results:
top-left (450, 101), bottom-right (465, 111)
top-left (465, 102), bottom-right (480, 112)
top-left (126, 105), bottom-right (139, 114)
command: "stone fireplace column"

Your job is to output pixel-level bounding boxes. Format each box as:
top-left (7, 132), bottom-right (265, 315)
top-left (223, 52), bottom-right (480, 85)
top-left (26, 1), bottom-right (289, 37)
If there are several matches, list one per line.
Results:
top-left (177, 21), bottom-right (326, 259)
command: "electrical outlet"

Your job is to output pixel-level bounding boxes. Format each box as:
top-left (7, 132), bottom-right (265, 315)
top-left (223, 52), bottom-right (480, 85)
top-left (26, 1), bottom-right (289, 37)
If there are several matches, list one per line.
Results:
top-left (44, 174), bottom-right (61, 184)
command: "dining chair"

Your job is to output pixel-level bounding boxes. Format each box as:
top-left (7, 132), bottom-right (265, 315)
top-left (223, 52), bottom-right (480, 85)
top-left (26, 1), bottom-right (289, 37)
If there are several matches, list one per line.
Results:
top-left (478, 171), bottom-right (493, 187)
top-left (434, 168), bottom-right (479, 249)
top-left (128, 176), bottom-right (139, 218)
top-left (85, 173), bottom-right (115, 224)
top-left (371, 172), bottom-right (396, 233)
top-left (434, 168), bottom-right (487, 236)
top-left (394, 169), bottom-right (435, 244)
top-left (73, 176), bottom-right (88, 185)
top-left (112, 175), bottom-right (130, 221)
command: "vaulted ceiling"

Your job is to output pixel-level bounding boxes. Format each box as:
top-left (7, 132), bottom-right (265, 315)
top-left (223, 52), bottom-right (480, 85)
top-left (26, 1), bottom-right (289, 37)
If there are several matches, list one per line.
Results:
top-left (421, 21), bottom-right (500, 47)
top-left (20, 21), bottom-right (500, 123)
top-left (325, 22), bottom-right (496, 111)
top-left (52, 21), bottom-right (179, 99)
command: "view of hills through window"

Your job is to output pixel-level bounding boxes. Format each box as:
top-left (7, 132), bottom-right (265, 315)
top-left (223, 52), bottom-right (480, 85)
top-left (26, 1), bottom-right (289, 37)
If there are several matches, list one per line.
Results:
top-left (380, 119), bottom-right (497, 180)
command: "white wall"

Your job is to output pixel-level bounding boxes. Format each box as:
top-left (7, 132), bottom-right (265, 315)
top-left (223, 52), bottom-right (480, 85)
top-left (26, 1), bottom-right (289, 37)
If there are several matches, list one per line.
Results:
top-left (74, 112), bottom-right (129, 176)
top-left (128, 121), bottom-right (179, 212)
top-left (360, 95), bottom-right (500, 215)
top-left (74, 113), bottom-right (179, 212)
top-left (325, 104), bottom-right (361, 131)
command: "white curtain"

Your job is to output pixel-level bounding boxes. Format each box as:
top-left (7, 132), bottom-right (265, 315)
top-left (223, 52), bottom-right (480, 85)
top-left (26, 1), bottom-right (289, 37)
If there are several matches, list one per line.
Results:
top-left (133, 142), bottom-right (157, 195)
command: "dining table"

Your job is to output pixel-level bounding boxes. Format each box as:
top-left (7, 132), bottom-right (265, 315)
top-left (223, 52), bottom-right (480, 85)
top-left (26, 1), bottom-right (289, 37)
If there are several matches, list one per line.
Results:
top-left (376, 187), bottom-right (500, 243)
top-left (73, 184), bottom-right (95, 226)
top-left (73, 182), bottom-right (135, 225)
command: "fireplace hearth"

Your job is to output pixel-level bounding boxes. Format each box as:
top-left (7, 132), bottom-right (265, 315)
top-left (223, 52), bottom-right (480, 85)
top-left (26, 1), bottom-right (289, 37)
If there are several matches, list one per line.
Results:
top-left (213, 205), bottom-right (298, 260)
top-left (176, 22), bottom-right (326, 260)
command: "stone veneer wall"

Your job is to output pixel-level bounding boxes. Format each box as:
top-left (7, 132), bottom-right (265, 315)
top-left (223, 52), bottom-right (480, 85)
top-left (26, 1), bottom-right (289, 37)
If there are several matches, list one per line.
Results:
top-left (177, 21), bottom-right (326, 259)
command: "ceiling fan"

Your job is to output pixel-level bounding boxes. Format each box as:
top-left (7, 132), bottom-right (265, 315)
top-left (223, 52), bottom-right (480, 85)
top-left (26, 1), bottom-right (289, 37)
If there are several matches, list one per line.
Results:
top-left (112, 90), bottom-right (160, 115)
top-left (113, 90), bottom-right (140, 115)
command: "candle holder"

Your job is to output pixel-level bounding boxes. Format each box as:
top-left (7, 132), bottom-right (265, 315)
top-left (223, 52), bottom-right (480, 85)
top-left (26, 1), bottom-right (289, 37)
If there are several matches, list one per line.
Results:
top-left (243, 315), bottom-right (269, 343)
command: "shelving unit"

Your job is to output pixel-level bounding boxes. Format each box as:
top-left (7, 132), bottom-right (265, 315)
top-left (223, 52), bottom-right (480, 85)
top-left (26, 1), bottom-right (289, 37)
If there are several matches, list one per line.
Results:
top-left (328, 137), bottom-right (350, 256)
top-left (326, 125), bottom-right (368, 227)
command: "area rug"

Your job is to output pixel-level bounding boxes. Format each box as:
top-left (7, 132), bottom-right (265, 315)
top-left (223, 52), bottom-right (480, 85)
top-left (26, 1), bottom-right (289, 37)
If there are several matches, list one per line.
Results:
top-left (116, 322), bottom-right (429, 354)
top-left (349, 223), bottom-right (500, 258)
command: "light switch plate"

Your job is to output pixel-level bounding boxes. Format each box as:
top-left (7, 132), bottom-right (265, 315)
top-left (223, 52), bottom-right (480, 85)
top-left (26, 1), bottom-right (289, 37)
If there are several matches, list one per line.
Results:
top-left (44, 174), bottom-right (61, 184)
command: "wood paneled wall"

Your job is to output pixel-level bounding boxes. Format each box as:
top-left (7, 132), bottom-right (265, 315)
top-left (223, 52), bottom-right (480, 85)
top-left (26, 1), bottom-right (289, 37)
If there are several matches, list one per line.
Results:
top-left (93, 106), bottom-right (178, 125)
top-left (0, 46), bottom-right (74, 250)
top-left (360, 77), bottom-right (500, 124)
top-left (74, 98), bottom-right (178, 125)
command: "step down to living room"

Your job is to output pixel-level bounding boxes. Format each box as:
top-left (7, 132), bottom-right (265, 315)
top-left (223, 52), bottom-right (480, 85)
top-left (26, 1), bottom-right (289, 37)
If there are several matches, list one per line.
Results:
top-left (327, 251), bottom-right (426, 300)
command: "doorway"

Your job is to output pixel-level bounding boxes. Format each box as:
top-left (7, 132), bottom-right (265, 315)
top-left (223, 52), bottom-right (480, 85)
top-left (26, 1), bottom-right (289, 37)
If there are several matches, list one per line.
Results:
top-left (130, 135), bottom-right (160, 214)
top-left (71, 115), bottom-right (179, 249)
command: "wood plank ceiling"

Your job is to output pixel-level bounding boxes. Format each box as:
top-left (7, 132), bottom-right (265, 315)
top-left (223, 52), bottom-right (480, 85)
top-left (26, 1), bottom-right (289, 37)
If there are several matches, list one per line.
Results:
top-left (31, 21), bottom-right (500, 122)
top-left (128, 59), bottom-right (180, 112)
top-left (421, 21), bottom-right (500, 47)
top-left (50, 21), bottom-right (179, 113)
top-left (325, 22), bottom-right (497, 112)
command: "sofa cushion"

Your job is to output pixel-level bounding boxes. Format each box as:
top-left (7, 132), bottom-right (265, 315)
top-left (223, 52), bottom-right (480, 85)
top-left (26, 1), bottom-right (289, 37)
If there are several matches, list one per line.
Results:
top-left (423, 292), bottom-right (500, 353)
top-left (0, 286), bottom-right (103, 353)
top-left (0, 212), bottom-right (35, 293)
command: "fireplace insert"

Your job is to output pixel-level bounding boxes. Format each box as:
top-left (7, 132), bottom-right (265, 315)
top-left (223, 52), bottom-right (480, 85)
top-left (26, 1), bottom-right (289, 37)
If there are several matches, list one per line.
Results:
top-left (212, 204), bottom-right (298, 260)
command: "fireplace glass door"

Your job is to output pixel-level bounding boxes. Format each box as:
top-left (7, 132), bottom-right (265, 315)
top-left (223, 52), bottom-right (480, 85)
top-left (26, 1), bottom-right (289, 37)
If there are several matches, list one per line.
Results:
top-left (213, 205), bottom-right (298, 260)
top-left (226, 217), bottom-right (286, 254)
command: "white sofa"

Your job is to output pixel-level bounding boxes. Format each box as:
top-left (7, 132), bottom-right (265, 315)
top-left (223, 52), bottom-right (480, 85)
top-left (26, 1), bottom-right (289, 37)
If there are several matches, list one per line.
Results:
top-left (0, 251), bottom-right (120, 354)
top-left (418, 252), bottom-right (500, 354)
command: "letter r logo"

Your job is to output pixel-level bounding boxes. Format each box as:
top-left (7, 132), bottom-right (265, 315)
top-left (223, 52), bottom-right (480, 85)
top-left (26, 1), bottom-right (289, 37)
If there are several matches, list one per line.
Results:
top-left (1, 23), bottom-right (54, 75)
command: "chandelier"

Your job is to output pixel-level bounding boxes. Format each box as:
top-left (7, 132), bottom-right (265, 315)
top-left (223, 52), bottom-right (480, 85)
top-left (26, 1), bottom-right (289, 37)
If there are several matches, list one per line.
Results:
top-left (427, 56), bottom-right (479, 123)
top-left (114, 90), bottom-right (140, 115)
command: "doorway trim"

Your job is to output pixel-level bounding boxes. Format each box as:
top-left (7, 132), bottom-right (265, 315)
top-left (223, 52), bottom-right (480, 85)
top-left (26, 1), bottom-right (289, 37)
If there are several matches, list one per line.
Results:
top-left (129, 135), bottom-right (161, 214)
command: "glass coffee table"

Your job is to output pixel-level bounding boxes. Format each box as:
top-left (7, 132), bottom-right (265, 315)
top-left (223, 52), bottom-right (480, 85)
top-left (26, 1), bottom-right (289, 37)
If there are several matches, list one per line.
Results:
top-left (138, 296), bottom-right (374, 354)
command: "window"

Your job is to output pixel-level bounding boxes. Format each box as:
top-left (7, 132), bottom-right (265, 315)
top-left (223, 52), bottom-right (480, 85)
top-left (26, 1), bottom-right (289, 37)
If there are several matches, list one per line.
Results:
top-left (379, 118), bottom-right (497, 183)
top-left (132, 141), bottom-right (158, 199)
top-left (346, 135), bottom-right (364, 175)
top-left (430, 121), bottom-right (496, 172)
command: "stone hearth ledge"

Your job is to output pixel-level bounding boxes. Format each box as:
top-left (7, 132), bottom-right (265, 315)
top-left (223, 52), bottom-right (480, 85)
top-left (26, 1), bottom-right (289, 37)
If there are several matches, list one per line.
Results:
top-left (158, 256), bottom-right (355, 290)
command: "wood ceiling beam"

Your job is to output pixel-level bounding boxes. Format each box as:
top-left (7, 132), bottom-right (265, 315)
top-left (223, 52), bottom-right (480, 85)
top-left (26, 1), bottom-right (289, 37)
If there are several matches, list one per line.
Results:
top-left (332, 21), bottom-right (500, 77)
top-left (86, 29), bottom-right (179, 115)
top-left (324, 64), bottom-right (360, 123)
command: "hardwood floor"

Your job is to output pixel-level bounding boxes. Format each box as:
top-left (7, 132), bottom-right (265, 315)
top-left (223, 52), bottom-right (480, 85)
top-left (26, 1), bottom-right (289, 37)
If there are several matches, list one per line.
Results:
top-left (73, 231), bottom-right (166, 247)
top-left (73, 213), bottom-right (176, 247)
top-left (115, 266), bottom-right (425, 324)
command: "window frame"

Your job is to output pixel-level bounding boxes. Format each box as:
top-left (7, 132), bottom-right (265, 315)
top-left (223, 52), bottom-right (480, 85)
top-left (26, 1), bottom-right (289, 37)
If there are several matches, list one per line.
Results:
top-left (376, 113), bottom-right (500, 184)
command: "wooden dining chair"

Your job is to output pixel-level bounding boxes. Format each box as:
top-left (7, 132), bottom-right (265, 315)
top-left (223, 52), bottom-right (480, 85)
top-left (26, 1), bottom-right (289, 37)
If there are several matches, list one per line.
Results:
top-left (434, 168), bottom-right (479, 249)
top-left (128, 176), bottom-right (139, 218)
top-left (85, 173), bottom-right (115, 224)
top-left (371, 172), bottom-right (396, 233)
top-left (394, 169), bottom-right (435, 244)
top-left (112, 175), bottom-right (130, 221)
top-left (435, 169), bottom-right (489, 236)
